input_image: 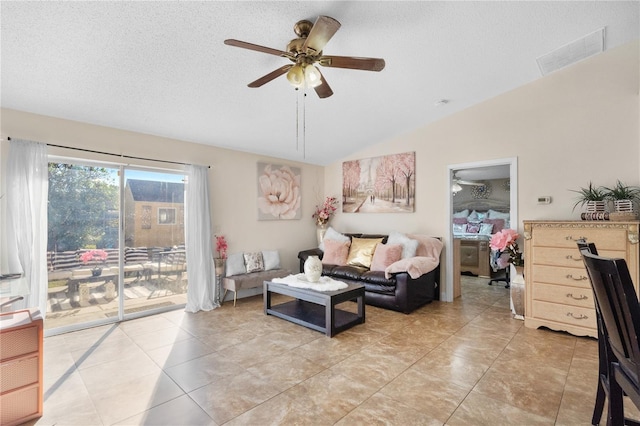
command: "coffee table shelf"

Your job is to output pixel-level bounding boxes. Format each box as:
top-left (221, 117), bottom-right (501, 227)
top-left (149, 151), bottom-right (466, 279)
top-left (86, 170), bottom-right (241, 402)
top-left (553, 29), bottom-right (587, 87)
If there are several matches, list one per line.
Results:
top-left (264, 280), bottom-right (365, 337)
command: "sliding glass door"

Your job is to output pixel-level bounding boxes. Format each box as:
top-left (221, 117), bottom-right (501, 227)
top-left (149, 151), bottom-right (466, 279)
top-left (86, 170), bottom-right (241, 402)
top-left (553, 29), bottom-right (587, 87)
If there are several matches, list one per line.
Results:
top-left (122, 169), bottom-right (187, 317)
top-left (45, 161), bottom-right (187, 333)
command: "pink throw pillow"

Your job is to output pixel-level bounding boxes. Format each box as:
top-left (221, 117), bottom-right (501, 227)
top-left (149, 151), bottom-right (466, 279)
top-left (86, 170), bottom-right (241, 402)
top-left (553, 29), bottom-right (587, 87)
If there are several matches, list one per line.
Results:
top-left (483, 218), bottom-right (505, 233)
top-left (466, 223), bottom-right (480, 233)
top-left (370, 243), bottom-right (403, 272)
top-left (452, 217), bottom-right (468, 225)
top-left (322, 239), bottom-right (351, 265)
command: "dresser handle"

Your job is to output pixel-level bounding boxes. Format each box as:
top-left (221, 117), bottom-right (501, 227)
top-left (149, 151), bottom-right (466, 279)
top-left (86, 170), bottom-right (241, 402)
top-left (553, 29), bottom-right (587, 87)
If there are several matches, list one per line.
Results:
top-left (566, 293), bottom-right (588, 300)
top-left (565, 236), bottom-right (588, 241)
top-left (566, 312), bottom-right (589, 320)
top-left (565, 255), bottom-right (583, 261)
top-left (566, 274), bottom-right (588, 281)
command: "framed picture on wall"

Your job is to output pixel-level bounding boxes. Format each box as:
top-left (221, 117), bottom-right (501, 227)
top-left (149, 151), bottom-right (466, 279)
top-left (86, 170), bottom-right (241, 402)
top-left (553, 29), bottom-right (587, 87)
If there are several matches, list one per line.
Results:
top-left (342, 152), bottom-right (415, 213)
top-left (257, 162), bottom-right (302, 220)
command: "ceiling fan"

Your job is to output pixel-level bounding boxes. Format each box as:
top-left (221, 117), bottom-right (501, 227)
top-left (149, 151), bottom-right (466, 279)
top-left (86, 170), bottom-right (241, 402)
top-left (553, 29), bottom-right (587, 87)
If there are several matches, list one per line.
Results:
top-left (224, 16), bottom-right (385, 98)
top-left (452, 172), bottom-right (486, 194)
top-left (453, 172), bottom-right (486, 187)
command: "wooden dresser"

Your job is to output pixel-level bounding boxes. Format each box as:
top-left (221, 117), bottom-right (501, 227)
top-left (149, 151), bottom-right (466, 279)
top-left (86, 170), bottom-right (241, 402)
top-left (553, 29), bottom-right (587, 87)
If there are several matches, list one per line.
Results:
top-left (0, 308), bottom-right (43, 426)
top-left (523, 220), bottom-right (639, 338)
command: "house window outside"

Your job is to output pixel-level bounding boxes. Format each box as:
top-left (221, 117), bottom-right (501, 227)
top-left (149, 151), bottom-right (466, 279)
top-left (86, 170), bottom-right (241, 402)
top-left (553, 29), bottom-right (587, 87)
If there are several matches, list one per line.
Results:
top-left (158, 208), bottom-right (176, 225)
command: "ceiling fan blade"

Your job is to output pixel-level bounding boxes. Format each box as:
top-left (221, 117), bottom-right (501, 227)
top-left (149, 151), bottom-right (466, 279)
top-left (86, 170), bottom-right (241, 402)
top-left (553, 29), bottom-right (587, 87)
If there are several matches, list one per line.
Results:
top-left (302, 16), bottom-right (341, 55)
top-left (314, 71), bottom-right (333, 99)
top-left (247, 65), bottom-right (293, 88)
top-left (224, 39), bottom-right (291, 58)
top-left (318, 55), bottom-right (385, 71)
top-left (458, 180), bottom-right (485, 186)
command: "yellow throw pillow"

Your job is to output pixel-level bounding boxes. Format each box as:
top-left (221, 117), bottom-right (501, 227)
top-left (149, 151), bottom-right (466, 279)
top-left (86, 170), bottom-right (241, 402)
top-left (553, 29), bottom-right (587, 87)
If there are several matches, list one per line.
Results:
top-left (347, 237), bottom-right (384, 268)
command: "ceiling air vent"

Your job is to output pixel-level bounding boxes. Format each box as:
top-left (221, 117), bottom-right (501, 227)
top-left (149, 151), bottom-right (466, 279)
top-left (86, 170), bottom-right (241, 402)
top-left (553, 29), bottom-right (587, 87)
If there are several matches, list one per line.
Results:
top-left (536, 27), bottom-right (605, 76)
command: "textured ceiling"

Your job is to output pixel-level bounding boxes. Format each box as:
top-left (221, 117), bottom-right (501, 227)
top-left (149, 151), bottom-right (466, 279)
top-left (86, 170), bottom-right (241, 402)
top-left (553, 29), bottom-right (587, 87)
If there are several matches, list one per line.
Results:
top-left (1, 1), bottom-right (638, 165)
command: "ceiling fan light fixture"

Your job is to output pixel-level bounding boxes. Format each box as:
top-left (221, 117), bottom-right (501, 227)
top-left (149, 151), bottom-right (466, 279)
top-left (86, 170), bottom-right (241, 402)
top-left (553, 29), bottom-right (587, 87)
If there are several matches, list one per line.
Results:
top-left (286, 64), bottom-right (305, 88)
top-left (452, 182), bottom-right (463, 194)
top-left (304, 64), bottom-right (322, 88)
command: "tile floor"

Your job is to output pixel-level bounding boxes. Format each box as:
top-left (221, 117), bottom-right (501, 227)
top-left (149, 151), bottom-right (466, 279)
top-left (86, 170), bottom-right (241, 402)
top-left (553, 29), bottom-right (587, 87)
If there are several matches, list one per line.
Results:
top-left (28, 276), bottom-right (634, 425)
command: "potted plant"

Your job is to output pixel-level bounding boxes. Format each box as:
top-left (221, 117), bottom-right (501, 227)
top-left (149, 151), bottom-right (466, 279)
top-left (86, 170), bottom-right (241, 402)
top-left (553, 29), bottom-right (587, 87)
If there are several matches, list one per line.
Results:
top-left (604, 180), bottom-right (640, 218)
top-left (214, 235), bottom-right (228, 276)
top-left (80, 249), bottom-right (108, 276)
top-left (312, 196), bottom-right (338, 244)
top-left (571, 182), bottom-right (608, 213)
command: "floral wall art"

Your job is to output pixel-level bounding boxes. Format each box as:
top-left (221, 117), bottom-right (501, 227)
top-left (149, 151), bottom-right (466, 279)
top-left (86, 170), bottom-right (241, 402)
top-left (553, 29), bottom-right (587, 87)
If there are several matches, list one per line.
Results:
top-left (257, 162), bottom-right (302, 220)
top-left (342, 152), bottom-right (415, 213)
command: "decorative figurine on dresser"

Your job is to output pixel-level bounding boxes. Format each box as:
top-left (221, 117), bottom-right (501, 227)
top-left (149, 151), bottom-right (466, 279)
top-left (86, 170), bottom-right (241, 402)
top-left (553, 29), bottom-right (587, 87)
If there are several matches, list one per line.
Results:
top-left (523, 220), bottom-right (639, 338)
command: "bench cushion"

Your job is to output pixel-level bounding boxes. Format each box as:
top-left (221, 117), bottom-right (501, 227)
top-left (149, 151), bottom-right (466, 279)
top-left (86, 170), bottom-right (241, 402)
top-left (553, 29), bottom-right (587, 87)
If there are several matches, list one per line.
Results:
top-left (223, 269), bottom-right (289, 292)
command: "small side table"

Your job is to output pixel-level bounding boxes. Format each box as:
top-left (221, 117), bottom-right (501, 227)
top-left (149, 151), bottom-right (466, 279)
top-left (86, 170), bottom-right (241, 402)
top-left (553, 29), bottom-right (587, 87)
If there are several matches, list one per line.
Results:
top-left (214, 259), bottom-right (225, 305)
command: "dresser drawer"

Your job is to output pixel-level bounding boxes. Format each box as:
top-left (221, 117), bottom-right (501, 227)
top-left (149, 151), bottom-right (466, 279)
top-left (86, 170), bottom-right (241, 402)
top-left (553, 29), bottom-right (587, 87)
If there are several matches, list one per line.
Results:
top-left (0, 384), bottom-right (40, 426)
top-left (532, 282), bottom-right (596, 309)
top-left (0, 326), bottom-right (39, 360)
top-left (532, 247), bottom-right (627, 268)
top-left (532, 226), bottom-right (629, 250)
top-left (530, 264), bottom-right (590, 287)
top-left (531, 300), bottom-right (597, 330)
top-left (0, 355), bottom-right (39, 393)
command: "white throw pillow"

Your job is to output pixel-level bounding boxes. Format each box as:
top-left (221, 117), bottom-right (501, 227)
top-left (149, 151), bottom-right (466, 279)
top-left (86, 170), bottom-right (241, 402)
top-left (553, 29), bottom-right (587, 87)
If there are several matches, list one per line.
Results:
top-left (319, 227), bottom-right (350, 251)
top-left (488, 209), bottom-right (510, 220)
top-left (226, 252), bottom-right (246, 276)
top-left (386, 231), bottom-right (419, 259)
top-left (452, 209), bottom-right (470, 218)
top-left (243, 252), bottom-right (264, 273)
top-left (262, 250), bottom-right (281, 270)
top-left (479, 223), bottom-right (494, 235)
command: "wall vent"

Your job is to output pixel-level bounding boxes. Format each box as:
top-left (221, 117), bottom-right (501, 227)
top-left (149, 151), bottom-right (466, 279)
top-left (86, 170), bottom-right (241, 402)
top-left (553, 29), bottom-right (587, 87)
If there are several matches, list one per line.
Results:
top-left (536, 27), bottom-right (605, 76)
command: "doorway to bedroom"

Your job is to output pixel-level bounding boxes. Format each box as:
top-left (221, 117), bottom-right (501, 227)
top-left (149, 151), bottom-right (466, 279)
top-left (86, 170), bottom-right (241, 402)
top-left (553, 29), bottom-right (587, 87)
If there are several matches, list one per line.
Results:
top-left (445, 158), bottom-right (518, 302)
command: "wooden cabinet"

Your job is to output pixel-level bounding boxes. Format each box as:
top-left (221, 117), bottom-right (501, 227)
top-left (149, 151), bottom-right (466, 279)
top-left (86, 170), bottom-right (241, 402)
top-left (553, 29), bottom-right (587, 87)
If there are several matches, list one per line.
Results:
top-left (523, 220), bottom-right (639, 338)
top-left (453, 238), bottom-right (492, 299)
top-left (0, 309), bottom-right (43, 426)
top-left (455, 238), bottom-right (491, 277)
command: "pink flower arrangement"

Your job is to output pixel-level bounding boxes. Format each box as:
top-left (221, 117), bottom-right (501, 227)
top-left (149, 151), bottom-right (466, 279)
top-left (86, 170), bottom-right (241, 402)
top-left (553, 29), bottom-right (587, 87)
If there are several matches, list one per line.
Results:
top-left (312, 196), bottom-right (338, 226)
top-left (80, 249), bottom-right (108, 265)
top-left (490, 229), bottom-right (523, 268)
top-left (215, 235), bottom-right (228, 259)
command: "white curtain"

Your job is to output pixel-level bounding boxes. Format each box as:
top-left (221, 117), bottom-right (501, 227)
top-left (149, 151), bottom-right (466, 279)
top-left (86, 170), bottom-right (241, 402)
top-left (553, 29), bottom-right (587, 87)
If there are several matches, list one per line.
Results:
top-left (184, 165), bottom-right (218, 312)
top-left (5, 139), bottom-right (48, 314)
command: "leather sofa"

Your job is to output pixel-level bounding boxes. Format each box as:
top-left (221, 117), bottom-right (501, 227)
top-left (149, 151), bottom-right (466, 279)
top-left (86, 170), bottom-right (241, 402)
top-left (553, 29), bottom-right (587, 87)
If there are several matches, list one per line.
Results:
top-left (297, 233), bottom-right (440, 314)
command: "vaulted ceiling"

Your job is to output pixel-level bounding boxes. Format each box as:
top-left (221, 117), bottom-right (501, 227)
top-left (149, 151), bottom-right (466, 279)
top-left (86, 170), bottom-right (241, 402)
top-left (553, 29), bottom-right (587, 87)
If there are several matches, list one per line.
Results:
top-left (1, 1), bottom-right (638, 165)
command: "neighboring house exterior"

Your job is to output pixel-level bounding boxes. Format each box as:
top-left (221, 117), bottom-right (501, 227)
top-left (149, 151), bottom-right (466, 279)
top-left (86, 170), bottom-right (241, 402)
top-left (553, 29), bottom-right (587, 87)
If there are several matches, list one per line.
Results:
top-left (124, 179), bottom-right (185, 248)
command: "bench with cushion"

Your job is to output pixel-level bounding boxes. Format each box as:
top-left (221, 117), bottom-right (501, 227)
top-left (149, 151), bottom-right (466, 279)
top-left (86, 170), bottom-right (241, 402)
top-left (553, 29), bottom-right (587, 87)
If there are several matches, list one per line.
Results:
top-left (222, 250), bottom-right (289, 306)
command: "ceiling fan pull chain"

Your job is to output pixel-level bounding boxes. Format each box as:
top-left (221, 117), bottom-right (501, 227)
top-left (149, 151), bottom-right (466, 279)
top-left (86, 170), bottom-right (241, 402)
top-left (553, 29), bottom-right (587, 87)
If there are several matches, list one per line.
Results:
top-left (295, 89), bottom-right (299, 153)
top-left (303, 89), bottom-right (307, 159)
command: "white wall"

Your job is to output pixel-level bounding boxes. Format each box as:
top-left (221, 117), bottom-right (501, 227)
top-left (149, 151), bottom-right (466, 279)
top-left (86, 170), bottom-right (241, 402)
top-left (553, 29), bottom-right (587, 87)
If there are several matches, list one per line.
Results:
top-left (324, 40), bottom-right (639, 296)
top-left (1, 40), bottom-right (637, 301)
top-left (0, 110), bottom-right (324, 278)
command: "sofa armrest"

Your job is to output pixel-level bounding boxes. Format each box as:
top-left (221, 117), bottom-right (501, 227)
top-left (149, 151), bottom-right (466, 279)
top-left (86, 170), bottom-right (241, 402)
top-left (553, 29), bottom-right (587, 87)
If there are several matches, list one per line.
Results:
top-left (384, 256), bottom-right (440, 279)
top-left (298, 248), bottom-right (324, 273)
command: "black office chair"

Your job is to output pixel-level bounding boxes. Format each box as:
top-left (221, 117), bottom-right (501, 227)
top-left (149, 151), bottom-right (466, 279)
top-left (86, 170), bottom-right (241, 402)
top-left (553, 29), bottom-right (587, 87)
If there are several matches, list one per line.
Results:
top-left (488, 250), bottom-right (510, 288)
top-left (581, 250), bottom-right (640, 426)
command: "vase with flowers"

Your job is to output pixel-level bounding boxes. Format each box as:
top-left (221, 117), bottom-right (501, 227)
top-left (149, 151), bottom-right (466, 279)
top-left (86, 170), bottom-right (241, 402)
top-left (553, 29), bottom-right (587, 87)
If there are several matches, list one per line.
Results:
top-left (312, 196), bottom-right (338, 244)
top-left (489, 228), bottom-right (523, 269)
top-left (214, 235), bottom-right (228, 276)
top-left (80, 249), bottom-right (108, 276)
top-left (214, 235), bottom-right (228, 305)
top-left (490, 228), bottom-right (525, 318)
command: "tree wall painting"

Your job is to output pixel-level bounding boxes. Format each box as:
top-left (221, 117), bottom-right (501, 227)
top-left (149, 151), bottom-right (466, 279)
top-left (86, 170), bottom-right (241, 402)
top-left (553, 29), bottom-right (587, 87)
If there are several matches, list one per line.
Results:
top-left (342, 152), bottom-right (415, 213)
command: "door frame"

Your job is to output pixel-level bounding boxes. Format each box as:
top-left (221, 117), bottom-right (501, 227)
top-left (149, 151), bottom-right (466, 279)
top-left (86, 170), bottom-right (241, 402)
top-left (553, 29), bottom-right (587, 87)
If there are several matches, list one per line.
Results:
top-left (443, 157), bottom-right (518, 302)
